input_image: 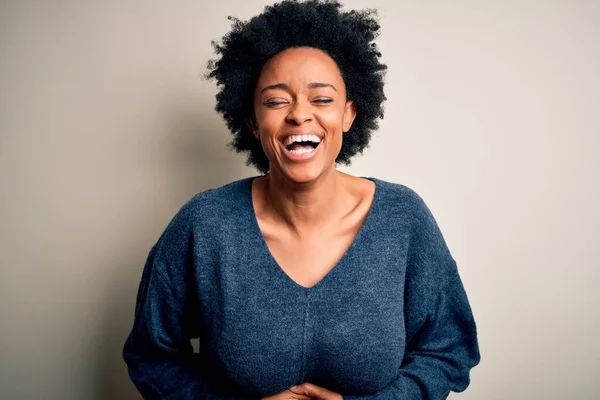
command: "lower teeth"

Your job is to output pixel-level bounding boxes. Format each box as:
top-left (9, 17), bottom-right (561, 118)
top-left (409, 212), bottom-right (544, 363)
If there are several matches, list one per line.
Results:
top-left (289, 147), bottom-right (315, 155)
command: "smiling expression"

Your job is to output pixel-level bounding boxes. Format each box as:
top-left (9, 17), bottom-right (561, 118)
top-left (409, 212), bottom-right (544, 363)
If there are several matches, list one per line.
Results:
top-left (251, 47), bottom-right (356, 183)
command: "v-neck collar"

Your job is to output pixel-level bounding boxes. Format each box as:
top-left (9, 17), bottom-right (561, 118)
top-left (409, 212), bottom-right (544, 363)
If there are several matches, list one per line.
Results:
top-left (243, 176), bottom-right (380, 291)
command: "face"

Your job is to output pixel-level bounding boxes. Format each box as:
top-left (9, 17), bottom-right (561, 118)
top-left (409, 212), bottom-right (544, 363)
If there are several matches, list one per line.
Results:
top-left (251, 47), bottom-right (356, 184)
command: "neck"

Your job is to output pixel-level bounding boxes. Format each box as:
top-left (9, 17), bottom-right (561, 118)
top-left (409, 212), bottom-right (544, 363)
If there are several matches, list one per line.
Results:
top-left (261, 169), bottom-right (348, 236)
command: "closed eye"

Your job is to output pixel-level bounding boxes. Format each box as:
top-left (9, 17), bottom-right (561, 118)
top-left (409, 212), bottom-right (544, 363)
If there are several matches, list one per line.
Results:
top-left (263, 100), bottom-right (288, 107)
top-left (313, 98), bottom-right (333, 104)
top-left (263, 98), bottom-right (333, 107)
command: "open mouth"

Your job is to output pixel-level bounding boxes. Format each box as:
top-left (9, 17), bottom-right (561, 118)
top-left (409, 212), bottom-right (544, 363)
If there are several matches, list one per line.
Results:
top-left (281, 134), bottom-right (322, 156)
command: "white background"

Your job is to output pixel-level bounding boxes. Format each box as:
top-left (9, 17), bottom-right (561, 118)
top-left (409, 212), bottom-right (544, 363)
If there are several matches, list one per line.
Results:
top-left (1, 1), bottom-right (598, 399)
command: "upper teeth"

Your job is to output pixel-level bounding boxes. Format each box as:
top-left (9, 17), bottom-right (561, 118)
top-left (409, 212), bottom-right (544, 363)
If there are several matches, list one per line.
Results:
top-left (284, 134), bottom-right (322, 146)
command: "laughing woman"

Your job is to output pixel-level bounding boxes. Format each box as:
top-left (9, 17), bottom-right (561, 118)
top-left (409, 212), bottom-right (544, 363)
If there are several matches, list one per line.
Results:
top-left (122, 1), bottom-right (480, 399)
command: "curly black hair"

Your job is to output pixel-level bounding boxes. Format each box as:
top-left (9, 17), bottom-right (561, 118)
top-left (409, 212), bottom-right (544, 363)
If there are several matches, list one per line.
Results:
top-left (206, 0), bottom-right (387, 174)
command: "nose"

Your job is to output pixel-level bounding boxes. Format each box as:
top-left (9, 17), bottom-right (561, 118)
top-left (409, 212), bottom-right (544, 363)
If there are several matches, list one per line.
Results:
top-left (285, 100), bottom-right (313, 125)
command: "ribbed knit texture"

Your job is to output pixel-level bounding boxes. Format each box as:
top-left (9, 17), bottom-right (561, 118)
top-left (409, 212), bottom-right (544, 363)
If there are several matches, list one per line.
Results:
top-left (123, 176), bottom-right (480, 399)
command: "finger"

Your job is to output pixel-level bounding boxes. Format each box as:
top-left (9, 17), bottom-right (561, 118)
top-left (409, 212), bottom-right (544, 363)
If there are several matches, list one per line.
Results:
top-left (290, 395), bottom-right (314, 400)
top-left (289, 383), bottom-right (323, 398)
top-left (288, 385), bottom-right (306, 395)
top-left (284, 389), bottom-right (314, 400)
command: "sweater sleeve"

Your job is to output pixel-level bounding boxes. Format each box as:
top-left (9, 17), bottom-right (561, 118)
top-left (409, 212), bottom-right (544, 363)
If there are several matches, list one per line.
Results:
top-left (344, 194), bottom-right (480, 400)
top-left (122, 208), bottom-right (253, 400)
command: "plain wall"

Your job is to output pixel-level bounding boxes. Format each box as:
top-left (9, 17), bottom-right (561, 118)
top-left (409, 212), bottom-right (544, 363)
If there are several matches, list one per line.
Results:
top-left (1, 1), bottom-right (598, 399)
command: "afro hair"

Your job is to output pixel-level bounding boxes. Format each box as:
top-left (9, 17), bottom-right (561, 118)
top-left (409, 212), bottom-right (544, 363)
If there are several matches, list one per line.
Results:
top-left (206, 0), bottom-right (387, 174)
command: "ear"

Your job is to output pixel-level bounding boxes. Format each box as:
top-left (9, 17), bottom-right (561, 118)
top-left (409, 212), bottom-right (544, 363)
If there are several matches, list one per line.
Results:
top-left (342, 100), bottom-right (357, 133)
top-left (246, 115), bottom-right (260, 139)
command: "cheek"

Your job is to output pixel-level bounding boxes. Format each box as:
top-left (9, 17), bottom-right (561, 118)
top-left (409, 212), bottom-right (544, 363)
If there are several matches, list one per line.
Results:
top-left (256, 109), bottom-right (284, 134)
top-left (255, 112), bottom-right (283, 157)
top-left (318, 108), bottom-right (347, 135)
top-left (258, 130), bottom-right (278, 155)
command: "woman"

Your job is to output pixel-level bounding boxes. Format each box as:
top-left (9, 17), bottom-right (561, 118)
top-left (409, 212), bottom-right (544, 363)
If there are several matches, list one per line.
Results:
top-left (122, 1), bottom-right (480, 399)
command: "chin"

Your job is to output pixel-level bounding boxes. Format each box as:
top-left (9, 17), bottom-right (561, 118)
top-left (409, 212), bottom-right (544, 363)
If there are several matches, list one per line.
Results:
top-left (278, 162), bottom-right (333, 185)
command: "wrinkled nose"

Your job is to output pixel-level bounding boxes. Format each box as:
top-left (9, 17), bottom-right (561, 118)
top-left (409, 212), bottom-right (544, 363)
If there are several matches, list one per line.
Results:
top-left (285, 100), bottom-right (313, 125)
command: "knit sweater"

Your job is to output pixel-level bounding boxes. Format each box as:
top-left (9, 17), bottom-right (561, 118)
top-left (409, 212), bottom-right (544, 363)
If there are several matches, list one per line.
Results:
top-left (122, 176), bottom-right (480, 399)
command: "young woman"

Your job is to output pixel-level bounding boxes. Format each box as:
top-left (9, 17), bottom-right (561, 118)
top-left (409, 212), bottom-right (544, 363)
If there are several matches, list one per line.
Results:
top-left (123, 1), bottom-right (480, 399)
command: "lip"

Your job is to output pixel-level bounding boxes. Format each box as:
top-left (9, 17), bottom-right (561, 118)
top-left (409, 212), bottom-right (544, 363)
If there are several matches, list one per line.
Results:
top-left (279, 138), bottom-right (321, 162)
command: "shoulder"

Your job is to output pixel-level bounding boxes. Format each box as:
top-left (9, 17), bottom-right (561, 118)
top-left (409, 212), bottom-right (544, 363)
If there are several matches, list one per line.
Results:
top-left (145, 177), bottom-right (254, 279)
top-left (182, 177), bottom-right (251, 213)
top-left (370, 177), bottom-right (434, 224)
top-left (160, 177), bottom-right (253, 237)
top-left (371, 177), bottom-right (452, 257)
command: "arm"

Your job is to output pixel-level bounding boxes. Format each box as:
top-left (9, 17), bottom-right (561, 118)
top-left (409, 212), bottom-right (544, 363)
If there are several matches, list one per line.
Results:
top-left (344, 195), bottom-right (480, 400)
top-left (122, 209), bottom-right (254, 400)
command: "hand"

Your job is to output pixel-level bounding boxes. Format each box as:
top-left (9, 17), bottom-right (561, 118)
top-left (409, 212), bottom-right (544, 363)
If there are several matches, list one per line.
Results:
top-left (261, 387), bottom-right (314, 400)
top-left (288, 383), bottom-right (343, 400)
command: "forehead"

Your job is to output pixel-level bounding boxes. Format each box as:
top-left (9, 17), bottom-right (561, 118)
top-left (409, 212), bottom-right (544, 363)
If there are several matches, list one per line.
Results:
top-left (256, 47), bottom-right (345, 91)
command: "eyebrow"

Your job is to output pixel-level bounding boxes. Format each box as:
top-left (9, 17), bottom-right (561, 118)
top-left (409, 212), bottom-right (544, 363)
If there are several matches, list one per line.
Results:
top-left (260, 82), bottom-right (337, 94)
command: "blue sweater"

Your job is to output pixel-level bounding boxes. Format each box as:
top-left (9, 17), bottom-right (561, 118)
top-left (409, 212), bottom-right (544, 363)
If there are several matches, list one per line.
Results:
top-left (123, 176), bottom-right (480, 399)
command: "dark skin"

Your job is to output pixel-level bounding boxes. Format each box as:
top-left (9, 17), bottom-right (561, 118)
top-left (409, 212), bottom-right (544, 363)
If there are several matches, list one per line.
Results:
top-left (251, 47), bottom-right (365, 400)
top-left (263, 383), bottom-right (343, 400)
top-left (250, 47), bottom-right (374, 291)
